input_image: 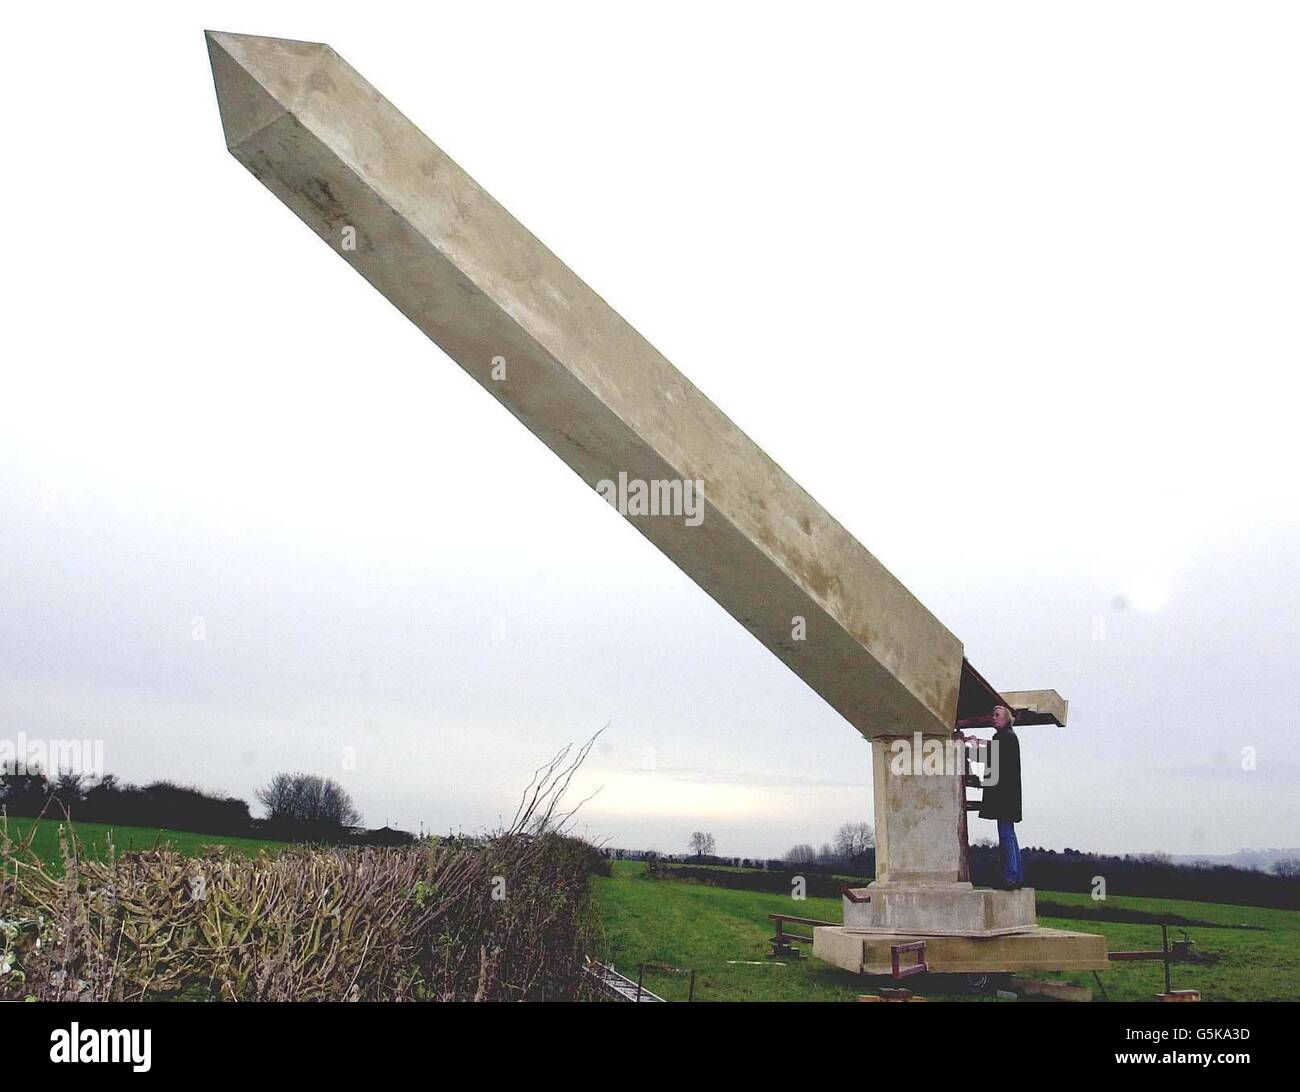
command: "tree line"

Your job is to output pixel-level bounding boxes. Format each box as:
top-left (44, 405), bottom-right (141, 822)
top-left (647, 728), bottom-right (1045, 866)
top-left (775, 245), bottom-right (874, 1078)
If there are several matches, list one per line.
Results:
top-left (682, 823), bottom-right (877, 870)
top-left (0, 763), bottom-right (408, 845)
top-left (784, 821), bottom-right (875, 870)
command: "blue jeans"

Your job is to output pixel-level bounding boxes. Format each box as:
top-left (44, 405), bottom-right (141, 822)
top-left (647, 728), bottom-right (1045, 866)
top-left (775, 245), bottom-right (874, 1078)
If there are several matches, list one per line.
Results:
top-left (997, 820), bottom-right (1022, 887)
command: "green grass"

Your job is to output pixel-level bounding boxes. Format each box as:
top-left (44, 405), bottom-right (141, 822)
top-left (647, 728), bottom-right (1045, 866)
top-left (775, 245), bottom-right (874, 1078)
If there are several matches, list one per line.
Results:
top-left (7, 825), bottom-right (1294, 1001)
top-left (592, 861), bottom-right (1300, 1002)
top-left (2, 815), bottom-right (287, 870)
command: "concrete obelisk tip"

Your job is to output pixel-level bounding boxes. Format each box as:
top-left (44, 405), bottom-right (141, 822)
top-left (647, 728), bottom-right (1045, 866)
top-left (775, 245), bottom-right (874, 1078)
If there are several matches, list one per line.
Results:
top-left (205, 30), bottom-right (331, 150)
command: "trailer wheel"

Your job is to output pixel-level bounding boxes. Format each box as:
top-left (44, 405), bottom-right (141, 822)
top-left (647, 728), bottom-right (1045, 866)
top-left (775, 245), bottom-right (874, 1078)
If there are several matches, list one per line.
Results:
top-left (964, 972), bottom-right (1009, 995)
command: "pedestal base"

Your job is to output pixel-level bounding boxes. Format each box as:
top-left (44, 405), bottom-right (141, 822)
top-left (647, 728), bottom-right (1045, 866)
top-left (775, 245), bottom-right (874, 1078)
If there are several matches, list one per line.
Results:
top-left (813, 925), bottom-right (1109, 975)
top-left (843, 884), bottom-right (1037, 937)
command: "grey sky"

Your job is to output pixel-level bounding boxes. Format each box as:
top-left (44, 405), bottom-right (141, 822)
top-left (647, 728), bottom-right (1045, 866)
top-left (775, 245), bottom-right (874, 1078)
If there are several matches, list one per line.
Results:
top-left (2, 4), bottom-right (1297, 859)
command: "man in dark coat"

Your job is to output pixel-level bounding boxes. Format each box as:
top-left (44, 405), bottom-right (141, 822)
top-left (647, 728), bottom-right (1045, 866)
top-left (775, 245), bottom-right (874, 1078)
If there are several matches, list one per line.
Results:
top-left (978, 704), bottom-right (1023, 889)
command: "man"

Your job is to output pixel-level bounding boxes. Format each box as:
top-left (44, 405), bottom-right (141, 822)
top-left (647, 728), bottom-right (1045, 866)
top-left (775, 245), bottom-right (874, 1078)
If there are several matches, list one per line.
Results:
top-left (978, 704), bottom-right (1023, 889)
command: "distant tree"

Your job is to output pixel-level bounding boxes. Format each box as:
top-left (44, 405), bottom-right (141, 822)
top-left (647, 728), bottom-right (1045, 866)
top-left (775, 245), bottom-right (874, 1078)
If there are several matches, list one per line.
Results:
top-left (257, 772), bottom-right (293, 821)
top-left (688, 831), bottom-right (716, 859)
top-left (257, 773), bottom-right (361, 828)
top-left (81, 774), bottom-right (125, 820)
top-left (0, 762), bottom-right (50, 816)
top-left (834, 821), bottom-right (875, 865)
top-left (1272, 858), bottom-right (1300, 878)
top-left (785, 843), bottom-right (817, 865)
top-left (53, 771), bottom-right (87, 806)
top-left (139, 780), bottom-right (252, 835)
top-left (816, 842), bottom-right (838, 867)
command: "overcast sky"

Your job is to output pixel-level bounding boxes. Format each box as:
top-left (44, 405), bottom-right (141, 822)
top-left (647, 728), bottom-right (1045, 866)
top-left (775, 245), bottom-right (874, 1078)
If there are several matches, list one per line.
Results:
top-left (2, 4), bottom-right (1297, 859)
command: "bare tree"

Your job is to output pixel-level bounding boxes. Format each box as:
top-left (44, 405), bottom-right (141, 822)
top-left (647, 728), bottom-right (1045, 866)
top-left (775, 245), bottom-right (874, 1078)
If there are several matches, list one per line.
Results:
top-left (785, 843), bottom-right (817, 865)
top-left (688, 831), bottom-right (716, 859)
top-left (1272, 858), bottom-right (1300, 878)
top-left (257, 773), bottom-right (361, 828)
top-left (834, 821), bottom-right (875, 865)
top-left (257, 772), bottom-right (297, 821)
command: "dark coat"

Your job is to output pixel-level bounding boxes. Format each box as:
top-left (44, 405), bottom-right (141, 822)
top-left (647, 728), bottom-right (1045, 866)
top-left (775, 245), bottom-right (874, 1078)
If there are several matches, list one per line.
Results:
top-left (978, 727), bottom-right (1022, 823)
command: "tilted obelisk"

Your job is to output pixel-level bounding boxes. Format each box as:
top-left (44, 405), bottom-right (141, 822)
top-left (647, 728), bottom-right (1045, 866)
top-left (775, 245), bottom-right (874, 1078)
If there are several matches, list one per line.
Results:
top-left (206, 31), bottom-right (1104, 970)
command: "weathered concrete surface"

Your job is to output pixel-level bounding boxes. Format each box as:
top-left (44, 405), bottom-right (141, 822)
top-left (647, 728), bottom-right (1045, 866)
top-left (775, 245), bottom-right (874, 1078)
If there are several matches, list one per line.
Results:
top-left (813, 924), bottom-right (870, 975)
top-left (869, 736), bottom-right (965, 885)
top-left (204, 30), bottom-right (965, 741)
top-left (843, 884), bottom-right (1037, 937)
top-left (813, 926), bottom-right (1110, 975)
top-left (1002, 689), bottom-right (1069, 726)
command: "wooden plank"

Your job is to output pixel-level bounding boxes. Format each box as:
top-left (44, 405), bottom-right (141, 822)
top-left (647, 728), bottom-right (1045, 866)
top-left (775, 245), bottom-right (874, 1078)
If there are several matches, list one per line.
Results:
top-left (1011, 977), bottom-right (1093, 1002)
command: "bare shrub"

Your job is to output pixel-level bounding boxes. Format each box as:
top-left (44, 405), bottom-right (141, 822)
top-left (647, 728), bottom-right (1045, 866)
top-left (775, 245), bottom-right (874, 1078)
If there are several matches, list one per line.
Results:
top-left (0, 741), bottom-right (604, 1002)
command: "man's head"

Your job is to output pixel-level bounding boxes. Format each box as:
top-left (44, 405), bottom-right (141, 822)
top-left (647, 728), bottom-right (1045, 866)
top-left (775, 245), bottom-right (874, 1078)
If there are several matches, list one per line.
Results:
top-left (991, 704), bottom-right (1015, 730)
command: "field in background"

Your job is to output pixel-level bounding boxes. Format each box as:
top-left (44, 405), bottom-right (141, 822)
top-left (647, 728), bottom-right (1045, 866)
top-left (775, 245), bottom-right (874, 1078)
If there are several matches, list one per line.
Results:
top-left (593, 861), bottom-right (1300, 1002)
top-left (3, 815), bottom-right (286, 869)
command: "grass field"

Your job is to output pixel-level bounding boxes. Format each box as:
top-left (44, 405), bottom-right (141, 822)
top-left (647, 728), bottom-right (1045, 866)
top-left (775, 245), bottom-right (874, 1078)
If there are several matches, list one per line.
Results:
top-left (6, 821), bottom-right (1295, 1002)
top-left (2, 815), bottom-right (286, 869)
top-left (592, 861), bottom-right (1300, 1002)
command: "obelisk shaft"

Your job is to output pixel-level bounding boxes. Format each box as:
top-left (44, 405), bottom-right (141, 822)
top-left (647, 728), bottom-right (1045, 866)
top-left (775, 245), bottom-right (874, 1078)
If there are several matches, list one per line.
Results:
top-left (205, 30), bottom-right (965, 740)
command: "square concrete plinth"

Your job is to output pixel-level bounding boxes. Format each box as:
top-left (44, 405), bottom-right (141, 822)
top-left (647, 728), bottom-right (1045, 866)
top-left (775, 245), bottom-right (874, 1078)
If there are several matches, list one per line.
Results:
top-left (843, 884), bottom-right (1037, 937)
top-left (813, 925), bottom-right (1109, 975)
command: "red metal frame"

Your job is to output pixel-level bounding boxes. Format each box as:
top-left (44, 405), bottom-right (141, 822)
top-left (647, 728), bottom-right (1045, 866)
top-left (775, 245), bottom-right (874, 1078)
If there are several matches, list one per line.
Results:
top-left (890, 940), bottom-right (928, 979)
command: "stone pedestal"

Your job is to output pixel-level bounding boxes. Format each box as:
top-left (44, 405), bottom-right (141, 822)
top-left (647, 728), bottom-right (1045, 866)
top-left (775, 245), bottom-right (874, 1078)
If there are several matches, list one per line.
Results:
top-left (843, 884), bottom-right (1038, 937)
top-left (850, 735), bottom-right (1036, 937)
top-left (870, 735), bottom-right (964, 886)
